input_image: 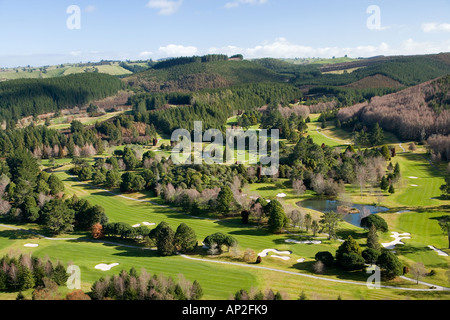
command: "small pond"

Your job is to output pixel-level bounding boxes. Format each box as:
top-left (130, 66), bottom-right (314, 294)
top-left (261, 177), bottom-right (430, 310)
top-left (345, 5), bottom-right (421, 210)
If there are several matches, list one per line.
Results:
top-left (299, 199), bottom-right (389, 227)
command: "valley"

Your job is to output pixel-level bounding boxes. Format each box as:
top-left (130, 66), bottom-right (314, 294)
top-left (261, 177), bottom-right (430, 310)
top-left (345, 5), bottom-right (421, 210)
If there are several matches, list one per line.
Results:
top-left (0, 53), bottom-right (448, 302)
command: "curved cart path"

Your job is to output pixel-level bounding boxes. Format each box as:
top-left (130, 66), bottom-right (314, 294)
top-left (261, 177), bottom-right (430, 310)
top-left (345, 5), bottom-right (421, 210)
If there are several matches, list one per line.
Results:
top-left (1, 223), bottom-right (448, 292)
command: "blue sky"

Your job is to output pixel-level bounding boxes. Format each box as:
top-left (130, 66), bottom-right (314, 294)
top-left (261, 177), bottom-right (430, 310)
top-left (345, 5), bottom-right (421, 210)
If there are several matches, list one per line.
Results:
top-left (0, 0), bottom-right (450, 67)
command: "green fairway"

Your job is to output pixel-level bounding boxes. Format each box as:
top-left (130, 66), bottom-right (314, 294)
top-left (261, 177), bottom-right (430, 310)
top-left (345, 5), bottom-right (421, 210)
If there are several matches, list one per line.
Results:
top-left (387, 153), bottom-right (445, 208)
top-left (306, 114), bottom-right (402, 149)
top-left (1, 163), bottom-right (449, 300)
top-left (0, 125), bottom-right (449, 300)
top-left (2, 223), bottom-right (447, 300)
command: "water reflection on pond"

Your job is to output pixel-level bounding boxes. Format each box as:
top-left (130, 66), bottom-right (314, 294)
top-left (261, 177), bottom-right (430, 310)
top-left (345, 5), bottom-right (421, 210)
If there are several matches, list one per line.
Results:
top-left (299, 199), bottom-right (389, 227)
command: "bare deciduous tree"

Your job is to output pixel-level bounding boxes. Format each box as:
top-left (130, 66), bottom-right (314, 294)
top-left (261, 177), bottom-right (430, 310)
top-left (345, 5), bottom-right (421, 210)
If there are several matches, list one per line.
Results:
top-left (292, 179), bottom-right (306, 195)
top-left (313, 260), bottom-right (325, 274)
top-left (410, 262), bottom-right (427, 284)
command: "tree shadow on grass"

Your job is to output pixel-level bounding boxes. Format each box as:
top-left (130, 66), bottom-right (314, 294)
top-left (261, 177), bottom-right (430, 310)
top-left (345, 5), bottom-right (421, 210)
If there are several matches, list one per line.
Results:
top-left (336, 229), bottom-right (368, 241)
top-left (290, 261), bottom-right (369, 282)
top-left (254, 185), bottom-right (278, 191)
top-left (112, 248), bottom-right (160, 259)
top-left (66, 237), bottom-right (159, 258)
top-left (214, 218), bottom-right (261, 230)
top-left (0, 229), bottom-right (37, 240)
top-left (396, 244), bottom-right (432, 255)
top-left (429, 213), bottom-right (450, 221)
top-left (228, 228), bottom-right (271, 237)
top-left (291, 260), bottom-right (315, 273)
top-left (400, 153), bottom-right (443, 178)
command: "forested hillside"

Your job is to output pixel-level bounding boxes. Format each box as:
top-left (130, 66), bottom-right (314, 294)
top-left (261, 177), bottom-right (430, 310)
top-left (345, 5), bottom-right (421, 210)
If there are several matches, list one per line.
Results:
top-left (254, 53), bottom-right (450, 89)
top-left (0, 73), bottom-right (124, 126)
top-left (130, 83), bottom-right (303, 134)
top-left (125, 56), bottom-right (289, 93)
top-left (337, 74), bottom-right (450, 141)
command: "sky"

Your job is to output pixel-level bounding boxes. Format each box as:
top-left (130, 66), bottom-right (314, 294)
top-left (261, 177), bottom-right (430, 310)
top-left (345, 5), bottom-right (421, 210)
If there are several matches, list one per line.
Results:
top-left (0, 0), bottom-right (450, 67)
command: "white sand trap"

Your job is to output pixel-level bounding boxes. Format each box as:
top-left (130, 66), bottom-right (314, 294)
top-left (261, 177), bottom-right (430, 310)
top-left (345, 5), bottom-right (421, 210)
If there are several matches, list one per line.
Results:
top-left (382, 232), bottom-right (411, 250)
top-left (271, 255), bottom-right (291, 261)
top-left (411, 184), bottom-right (418, 187)
top-left (142, 222), bottom-right (156, 226)
top-left (285, 239), bottom-right (322, 245)
top-left (277, 193), bottom-right (287, 198)
top-left (95, 263), bottom-right (120, 271)
top-left (24, 244), bottom-right (39, 248)
top-left (408, 176), bottom-right (418, 179)
top-left (132, 224), bottom-right (141, 228)
top-left (258, 249), bottom-right (292, 257)
top-left (296, 258), bottom-right (305, 263)
top-left (428, 245), bottom-right (449, 257)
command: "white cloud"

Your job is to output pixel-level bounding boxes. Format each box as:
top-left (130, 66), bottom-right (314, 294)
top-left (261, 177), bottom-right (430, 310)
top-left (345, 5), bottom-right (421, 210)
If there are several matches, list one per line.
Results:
top-left (85, 5), bottom-right (97, 13)
top-left (158, 44), bottom-right (199, 57)
top-left (69, 51), bottom-right (82, 57)
top-left (147, 0), bottom-right (183, 15)
top-left (422, 22), bottom-right (450, 33)
top-left (139, 51), bottom-right (154, 58)
top-left (207, 37), bottom-right (448, 59)
top-left (225, 0), bottom-right (268, 9)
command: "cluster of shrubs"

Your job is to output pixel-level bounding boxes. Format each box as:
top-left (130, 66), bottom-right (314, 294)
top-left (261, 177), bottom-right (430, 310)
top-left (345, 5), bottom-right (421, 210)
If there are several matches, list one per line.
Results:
top-left (100, 220), bottom-right (241, 259)
top-left (233, 288), bottom-right (285, 300)
top-left (314, 234), bottom-right (403, 280)
top-left (91, 267), bottom-right (203, 301)
top-left (0, 254), bottom-right (68, 293)
top-left (101, 221), bottom-right (198, 256)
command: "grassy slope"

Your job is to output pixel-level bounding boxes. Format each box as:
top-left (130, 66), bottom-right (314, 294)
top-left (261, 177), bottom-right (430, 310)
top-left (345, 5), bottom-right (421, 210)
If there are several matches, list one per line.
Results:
top-left (0, 63), bottom-right (132, 81)
top-left (44, 110), bottom-right (130, 130)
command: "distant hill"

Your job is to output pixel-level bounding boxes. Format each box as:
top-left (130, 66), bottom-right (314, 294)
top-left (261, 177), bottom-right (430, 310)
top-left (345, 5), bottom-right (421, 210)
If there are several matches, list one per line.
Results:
top-left (337, 74), bottom-right (450, 141)
top-left (343, 74), bottom-right (404, 90)
top-left (125, 56), bottom-right (290, 93)
top-left (253, 53), bottom-right (450, 90)
top-left (0, 60), bottom-right (153, 82)
top-left (0, 73), bottom-right (125, 124)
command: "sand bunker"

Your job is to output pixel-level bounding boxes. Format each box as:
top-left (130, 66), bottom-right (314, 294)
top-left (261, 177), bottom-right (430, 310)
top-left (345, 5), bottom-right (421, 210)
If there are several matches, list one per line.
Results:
top-left (408, 176), bottom-right (418, 179)
top-left (285, 239), bottom-right (322, 245)
top-left (258, 249), bottom-right (292, 258)
top-left (24, 244), bottom-right (39, 248)
top-left (271, 255), bottom-right (291, 261)
top-left (411, 184), bottom-right (418, 187)
top-left (95, 263), bottom-right (120, 271)
top-left (382, 232), bottom-right (411, 250)
top-left (296, 258), bottom-right (305, 263)
top-left (133, 222), bottom-right (156, 228)
top-left (428, 245), bottom-right (449, 257)
top-left (396, 210), bottom-right (411, 214)
top-left (277, 193), bottom-right (287, 198)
